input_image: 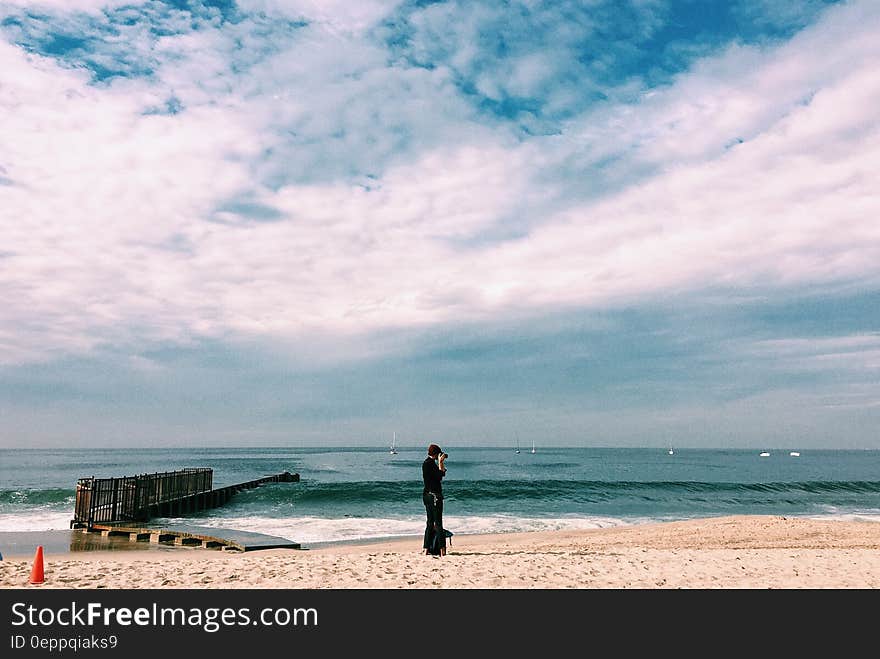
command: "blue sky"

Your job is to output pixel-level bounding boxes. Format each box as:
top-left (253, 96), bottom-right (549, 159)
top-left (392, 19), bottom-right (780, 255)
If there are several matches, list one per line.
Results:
top-left (0, 0), bottom-right (878, 448)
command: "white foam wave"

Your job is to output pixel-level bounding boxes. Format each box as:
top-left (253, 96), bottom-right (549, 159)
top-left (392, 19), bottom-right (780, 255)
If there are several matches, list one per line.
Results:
top-left (168, 513), bottom-right (640, 545)
top-left (808, 505), bottom-right (880, 522)
top-left (806, 512), bottom-right (880, 523)
top-left (0, 511), bottom-right (73, 532)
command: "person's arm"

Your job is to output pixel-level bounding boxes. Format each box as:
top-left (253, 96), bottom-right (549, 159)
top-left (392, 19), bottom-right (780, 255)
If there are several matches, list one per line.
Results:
top-left (438, 454), bottom-right (447, 475)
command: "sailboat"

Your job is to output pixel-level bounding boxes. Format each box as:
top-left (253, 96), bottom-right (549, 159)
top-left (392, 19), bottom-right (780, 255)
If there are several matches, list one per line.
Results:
top-left (530, 441), bottom-right (536, 454)
top-left (515, 439), bottom-right (521, 454)
top-left (389, 432), bottom-right (398, 455)
top-left (668, 447), bottom-right (674, 455)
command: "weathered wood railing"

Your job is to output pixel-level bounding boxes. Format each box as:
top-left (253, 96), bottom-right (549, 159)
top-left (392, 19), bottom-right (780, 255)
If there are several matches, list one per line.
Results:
top-left (71, 468), bottom-right (298, 528)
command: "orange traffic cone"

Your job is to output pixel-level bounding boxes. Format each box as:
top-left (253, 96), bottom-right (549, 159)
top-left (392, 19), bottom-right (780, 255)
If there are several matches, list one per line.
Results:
top-left (29, 546), bottom-right (45, 585)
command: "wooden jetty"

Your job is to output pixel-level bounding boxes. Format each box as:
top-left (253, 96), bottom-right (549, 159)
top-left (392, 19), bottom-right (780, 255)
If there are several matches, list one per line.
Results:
top-left (79, 523), bottom-right (301, 551)
top-left (70, 468), bottom-right (300, 551)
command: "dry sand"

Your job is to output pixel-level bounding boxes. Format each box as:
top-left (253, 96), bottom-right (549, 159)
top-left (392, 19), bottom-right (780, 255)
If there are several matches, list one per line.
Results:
top-left (2, 515), bottom-right (879, 589)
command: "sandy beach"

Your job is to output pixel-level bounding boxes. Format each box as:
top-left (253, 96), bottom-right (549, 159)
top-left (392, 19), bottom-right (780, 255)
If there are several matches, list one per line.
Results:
top-left (2, 515), bottom-right (879, 589)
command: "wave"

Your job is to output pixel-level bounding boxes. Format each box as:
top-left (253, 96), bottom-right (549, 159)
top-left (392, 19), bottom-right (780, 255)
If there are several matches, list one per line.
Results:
top-left (0, 511), bottom-right (74, 532)
top-left (167, 513), bottom-right (639, 545)
top-left (4, 480), bottom-right (878, 510)
top-left (221, 478), bottom-right (880, 505)
top-left (4, 479), bottom-right (879, 534)
top-left (0, 488), bottom-right (75, 505)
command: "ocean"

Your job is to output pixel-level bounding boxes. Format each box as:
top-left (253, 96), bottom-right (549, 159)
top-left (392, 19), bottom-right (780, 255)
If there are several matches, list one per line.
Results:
top-left (2, 446), bottom-right (880, 547)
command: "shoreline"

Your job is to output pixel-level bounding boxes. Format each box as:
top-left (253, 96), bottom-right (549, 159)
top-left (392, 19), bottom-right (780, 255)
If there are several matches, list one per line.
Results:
top-left (4, 512), bottom-right (879, 560)
top-left (0, 529), bottom-right (429, 561)
top-left (3, 515), bottom-right (880, 588)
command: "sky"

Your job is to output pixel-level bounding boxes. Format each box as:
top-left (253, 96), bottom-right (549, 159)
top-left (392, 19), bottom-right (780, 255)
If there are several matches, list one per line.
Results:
top-left (0, 0), bottom-right (878, 449)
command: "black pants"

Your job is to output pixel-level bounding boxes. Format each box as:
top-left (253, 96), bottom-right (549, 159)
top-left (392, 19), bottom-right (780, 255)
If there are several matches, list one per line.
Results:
top-left (423, 491), bottom-right (445, 554)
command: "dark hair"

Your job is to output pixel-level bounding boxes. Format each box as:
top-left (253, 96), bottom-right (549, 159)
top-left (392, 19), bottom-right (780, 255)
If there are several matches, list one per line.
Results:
top-left (427, 444), bottom-right (442, 457)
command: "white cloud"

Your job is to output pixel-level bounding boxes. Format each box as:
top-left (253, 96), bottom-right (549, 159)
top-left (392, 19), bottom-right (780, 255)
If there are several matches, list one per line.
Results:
top-left (1, 0), bottom-right (879, 366)
top-left (0, 0), bottom-right (134, 11)
top-left (237, 0), bottom-right (402, 34)
top-left (750, 335), bottom-right (880, 355)
top-left (743, 335), bottom-right (880, 373)
top-left (0, 39), bottom-right (259, 361)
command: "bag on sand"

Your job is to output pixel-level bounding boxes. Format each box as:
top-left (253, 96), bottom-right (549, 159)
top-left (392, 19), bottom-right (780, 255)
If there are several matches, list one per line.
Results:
top-left (430, 528), bottom-right (454, 555)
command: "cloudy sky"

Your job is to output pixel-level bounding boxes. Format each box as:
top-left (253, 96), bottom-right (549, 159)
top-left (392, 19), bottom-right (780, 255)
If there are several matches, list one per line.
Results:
top-left (1, 0), bottom-right (878, 449)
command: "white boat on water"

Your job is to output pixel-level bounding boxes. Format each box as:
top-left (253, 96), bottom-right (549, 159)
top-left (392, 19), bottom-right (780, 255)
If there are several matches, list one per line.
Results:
top-left (515, 439), bottom-right (521, 454)
top-left (759, 451), bottom-right (770, 457)
top-left (389, 432), bottom-right (398, 455)
top-left (789, 451), bottom-right (800, 457)
top-left (668, 448), bottom-right (674, 455)
top-left (530, 441), bottom-right (536, 454)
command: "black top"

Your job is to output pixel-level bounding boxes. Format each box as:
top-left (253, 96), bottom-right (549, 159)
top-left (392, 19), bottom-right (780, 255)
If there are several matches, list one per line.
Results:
top-left (422, 457), bottom-right (445, 496)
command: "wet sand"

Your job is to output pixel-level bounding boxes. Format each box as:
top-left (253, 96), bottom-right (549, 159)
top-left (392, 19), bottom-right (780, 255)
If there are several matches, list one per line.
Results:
top-left (0, 530), bottom-right (182, 559)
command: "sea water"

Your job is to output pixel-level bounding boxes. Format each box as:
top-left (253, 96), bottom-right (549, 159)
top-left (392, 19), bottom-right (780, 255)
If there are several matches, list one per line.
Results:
top-left (1, 446), bottom-right (879, 546)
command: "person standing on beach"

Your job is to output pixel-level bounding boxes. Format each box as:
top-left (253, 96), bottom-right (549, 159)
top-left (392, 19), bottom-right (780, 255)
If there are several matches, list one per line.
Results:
top-left (422, 443), bottom-right (447, 557)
